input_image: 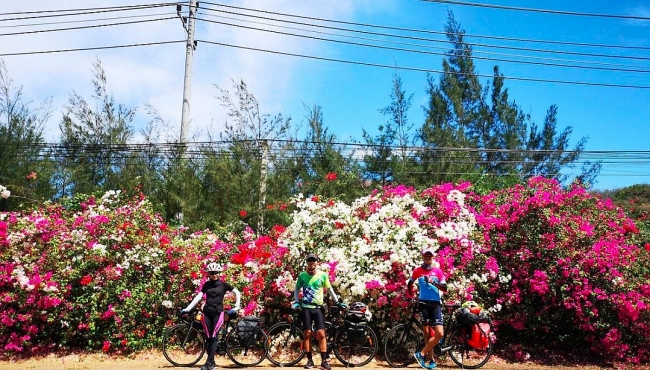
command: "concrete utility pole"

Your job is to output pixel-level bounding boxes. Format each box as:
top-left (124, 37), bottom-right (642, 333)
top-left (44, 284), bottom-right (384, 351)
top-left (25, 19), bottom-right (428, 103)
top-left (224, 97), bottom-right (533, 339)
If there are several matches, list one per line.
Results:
top-left (179, 0), bottom-right (197, 144)
top-left (257, 140), bottom-right (269, 233)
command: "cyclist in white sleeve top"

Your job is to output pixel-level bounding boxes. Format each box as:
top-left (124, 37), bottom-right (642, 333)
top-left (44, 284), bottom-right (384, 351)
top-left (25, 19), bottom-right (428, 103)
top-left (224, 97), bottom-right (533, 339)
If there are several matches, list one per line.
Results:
top-left (181, 262), bottom-right (241, 370)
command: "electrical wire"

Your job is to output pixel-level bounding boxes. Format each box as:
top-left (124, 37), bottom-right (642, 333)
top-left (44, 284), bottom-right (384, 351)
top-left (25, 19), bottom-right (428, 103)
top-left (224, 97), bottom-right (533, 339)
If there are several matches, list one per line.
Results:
top-left (0, 12), bottom-right (176, 29)
top-left (0, 40), bottom-right (185, 57)
top-left (421, 0), bottom-right (650, 21)
top-left (201, 1), bottom-right (650, 51)
top-left (196, 16), bottom-right (650, 75)
top-left (197, 39), bottom-right (650, 89)
top-left (0, 3), bottom-right (177, 21)
top-left (9, 140), bottom-right (650, 179)
top-left (199, 5), bottom-right (650, 63)
top-left (0, 17), bottom-right (176, 37)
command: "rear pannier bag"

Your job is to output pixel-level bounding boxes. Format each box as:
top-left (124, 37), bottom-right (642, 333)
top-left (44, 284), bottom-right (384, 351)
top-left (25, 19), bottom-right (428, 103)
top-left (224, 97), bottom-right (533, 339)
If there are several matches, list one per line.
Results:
top-left (455, 308), bottom-right (480, 326)
top-left (236, 317), bottom-right (260, 347)
top-left (467, 322), bottom-right (490, 349)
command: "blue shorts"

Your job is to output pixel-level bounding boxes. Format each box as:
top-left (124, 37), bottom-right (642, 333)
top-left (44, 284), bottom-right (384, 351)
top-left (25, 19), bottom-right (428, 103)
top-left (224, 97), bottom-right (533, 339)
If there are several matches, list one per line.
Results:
top-left (418, 300), bottom-right (443, 326)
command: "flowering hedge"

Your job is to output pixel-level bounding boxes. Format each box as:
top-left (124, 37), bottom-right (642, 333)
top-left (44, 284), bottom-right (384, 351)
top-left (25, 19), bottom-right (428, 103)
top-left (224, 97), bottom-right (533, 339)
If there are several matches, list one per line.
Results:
top-left (467, 178), bottom-right (650, 363)
top-left (0, 191), bottom-right (289, 357)
top-left (1, 177), bottom-right (649, 364)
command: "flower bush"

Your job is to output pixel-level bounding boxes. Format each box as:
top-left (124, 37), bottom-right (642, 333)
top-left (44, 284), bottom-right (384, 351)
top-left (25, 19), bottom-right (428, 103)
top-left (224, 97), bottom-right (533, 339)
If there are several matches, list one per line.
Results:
top-left (277, 183), bottom-right (484, 332)
top-left (1, 177), bottom-right (649, 365)
top-left (465, 177), bottom-right (650, 364)
top-left (0, 190), bottom-right (287, 358)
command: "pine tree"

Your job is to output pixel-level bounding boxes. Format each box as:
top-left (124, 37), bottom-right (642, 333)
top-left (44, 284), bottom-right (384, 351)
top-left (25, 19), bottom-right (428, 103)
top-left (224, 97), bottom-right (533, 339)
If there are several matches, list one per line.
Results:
top-left (0, 60), bottom-right (55, 210)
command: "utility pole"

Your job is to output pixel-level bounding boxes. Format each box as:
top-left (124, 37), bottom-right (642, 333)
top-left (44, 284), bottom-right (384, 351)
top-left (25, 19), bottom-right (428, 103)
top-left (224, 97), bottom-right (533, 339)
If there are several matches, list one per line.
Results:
top-left (178, 0), bottom-right (197, 144)
top-left (257, 140), bottom-right (269, 233)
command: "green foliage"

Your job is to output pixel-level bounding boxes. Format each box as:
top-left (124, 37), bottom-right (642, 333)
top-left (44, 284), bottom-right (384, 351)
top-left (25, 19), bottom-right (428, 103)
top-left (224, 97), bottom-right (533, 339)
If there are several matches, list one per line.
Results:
top-left (0, 60), bottom-right (56, 210)
top-left (418, 12), bottom-right (600, 188)
top-left (55, 58), bottom-right (135, 198)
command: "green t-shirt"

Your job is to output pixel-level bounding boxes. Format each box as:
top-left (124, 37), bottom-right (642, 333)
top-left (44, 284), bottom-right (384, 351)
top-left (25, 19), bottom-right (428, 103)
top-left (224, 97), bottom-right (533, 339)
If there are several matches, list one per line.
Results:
top-left (296, 271), bottom-right (332, 308)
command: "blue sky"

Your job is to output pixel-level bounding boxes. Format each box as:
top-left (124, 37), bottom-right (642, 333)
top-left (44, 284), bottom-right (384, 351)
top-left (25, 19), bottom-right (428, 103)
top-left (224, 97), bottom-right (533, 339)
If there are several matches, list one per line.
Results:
top-left (1, 1), bottom-right (649, 191)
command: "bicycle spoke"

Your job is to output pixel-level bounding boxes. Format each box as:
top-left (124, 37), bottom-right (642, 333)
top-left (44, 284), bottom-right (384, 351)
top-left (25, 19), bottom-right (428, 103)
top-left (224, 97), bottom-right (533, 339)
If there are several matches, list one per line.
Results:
top-left (161, 324), bottom-right (205, 367)
top-left (333, 324), bottom-right (378, 367)
top-left (447, 327), bottom-right (492, 369)
top-left (265, 322), bottom-right (306, 366)
top-left (383, 323), bottom-right (424, 368)
top-left (225, 325), bottom-right (268, 367)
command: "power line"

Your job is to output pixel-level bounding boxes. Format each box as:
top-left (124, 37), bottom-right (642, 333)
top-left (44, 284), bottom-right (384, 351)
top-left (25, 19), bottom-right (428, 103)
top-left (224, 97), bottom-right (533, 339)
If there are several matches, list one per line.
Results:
top-left (10, 140), bottom-right (650, 180)
top-left (201, 1), bottom-right (650, 51)
top-left (421, 0), bottom-right (650, 21)
top-left (197, 16), bottom-right (650, 75)
top-left (0, 12), bottom-right (176, 29)
top-left (0, 40), bottom-right (184, 57)
top-left (0, 3), bottom-right (176, 20)
top-left (199, 5), bottom-right (650, 63)
top-left (0, 17), bottom-right (176, 37)
top-left (198, 39), bottom-right (650, 89)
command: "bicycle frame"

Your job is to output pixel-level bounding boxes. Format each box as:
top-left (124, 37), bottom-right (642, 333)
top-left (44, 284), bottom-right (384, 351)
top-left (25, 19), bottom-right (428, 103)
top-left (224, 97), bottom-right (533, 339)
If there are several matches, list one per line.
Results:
top-left (284, 306), bottom-right (339, 352)
top-left (384, 300), bottom-right (492, 369)
top-left (433, 302), bottom-right (461, 356)
top-left (266, 305), bottom-right (378, 367)
top-left (162, 308), bottom-right (268, 367)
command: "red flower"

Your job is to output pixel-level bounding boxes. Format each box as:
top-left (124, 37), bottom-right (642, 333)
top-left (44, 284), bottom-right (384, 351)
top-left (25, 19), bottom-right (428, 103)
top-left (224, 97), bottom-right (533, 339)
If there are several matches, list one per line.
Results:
top-left (645, 243), bottom-right (650, 252)
top-left (311, 196), bottom-right (319, 202)
top-left (325, 172), bottom-right (337, 181)
top-left (239, 210), bottom-right (248, 218)
top-left (25, 172), bottom-right (37, 181)
top-left (80, 275), bottom-right (93, 286)
top-left (102, 340), bottom-right (111, 353)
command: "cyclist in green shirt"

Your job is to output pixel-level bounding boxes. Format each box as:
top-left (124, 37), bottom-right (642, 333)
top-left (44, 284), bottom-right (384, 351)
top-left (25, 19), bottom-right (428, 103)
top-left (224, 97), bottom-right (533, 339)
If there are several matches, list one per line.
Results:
top-left (292, 253), bottom-right (346, 370)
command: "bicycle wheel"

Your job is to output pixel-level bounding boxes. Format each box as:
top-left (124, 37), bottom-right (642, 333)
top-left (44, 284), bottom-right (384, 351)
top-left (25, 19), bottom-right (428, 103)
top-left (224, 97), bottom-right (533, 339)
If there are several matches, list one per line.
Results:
top-left (225, 325), bottom-right (268, 367)
top-left (333, 323), bottom-right (378, 367)
top-left (265, 322), bottom-right (306, 366)
top-left (447, 327), bottom-right (492, 369)
top-left (161, 323), bottom-right (205, 367)
top-left (383, 322), bottom-right (424, 367)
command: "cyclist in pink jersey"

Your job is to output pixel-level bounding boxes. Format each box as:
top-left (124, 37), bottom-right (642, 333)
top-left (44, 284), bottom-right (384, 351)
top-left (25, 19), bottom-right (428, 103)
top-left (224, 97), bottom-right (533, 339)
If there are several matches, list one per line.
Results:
top-left (407, 247), bottom-right (447, 369)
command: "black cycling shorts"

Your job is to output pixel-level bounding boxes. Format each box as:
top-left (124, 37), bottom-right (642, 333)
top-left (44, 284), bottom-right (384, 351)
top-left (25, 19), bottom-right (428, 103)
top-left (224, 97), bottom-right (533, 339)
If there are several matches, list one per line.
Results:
top-left (418, 300), bottom-right (443, 326)
top-left (299, 307), bottom-right (326, 331)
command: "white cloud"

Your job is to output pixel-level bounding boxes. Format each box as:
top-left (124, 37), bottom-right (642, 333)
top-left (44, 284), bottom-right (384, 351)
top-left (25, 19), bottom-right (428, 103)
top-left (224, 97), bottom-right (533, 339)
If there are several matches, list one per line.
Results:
top-left (2, 0), bottom-right (384, 142)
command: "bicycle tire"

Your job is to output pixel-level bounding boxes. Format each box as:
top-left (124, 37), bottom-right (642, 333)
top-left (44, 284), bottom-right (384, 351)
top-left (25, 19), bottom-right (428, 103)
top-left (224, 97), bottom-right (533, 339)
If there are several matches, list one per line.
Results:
top-left (333, 323), bottom-right (378, 367)
top-left (265, 322), bottom-right (306, 366)
top-left (161, 323), bottom-right (205, 367)
top-left (447, 326), bottom-right (492, 369)
top-left (383, 322), bottom-right (424, 368)
top-left (225, 324), bottom-right (269, 367)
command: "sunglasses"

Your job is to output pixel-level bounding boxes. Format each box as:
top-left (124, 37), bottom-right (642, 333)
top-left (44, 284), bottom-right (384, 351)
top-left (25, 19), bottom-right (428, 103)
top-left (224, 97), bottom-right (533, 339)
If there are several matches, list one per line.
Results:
top-left (208, 271), bottom-right (219, 275)
top-left (423, 254), bottom-right (433, 258)
top-left (306, 259), bottom-right (317, 263)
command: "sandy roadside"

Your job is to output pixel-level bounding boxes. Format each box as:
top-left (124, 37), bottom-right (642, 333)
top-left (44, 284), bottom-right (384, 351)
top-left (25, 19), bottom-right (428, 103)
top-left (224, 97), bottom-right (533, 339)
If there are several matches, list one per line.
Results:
top-left (0, 352), bottom-right (616, 370)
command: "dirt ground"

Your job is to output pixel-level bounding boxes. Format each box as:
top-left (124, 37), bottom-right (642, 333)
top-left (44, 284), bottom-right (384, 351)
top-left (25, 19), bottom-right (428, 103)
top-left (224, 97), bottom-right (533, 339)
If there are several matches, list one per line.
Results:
top-left (0, 351), bottom-right (628, 370)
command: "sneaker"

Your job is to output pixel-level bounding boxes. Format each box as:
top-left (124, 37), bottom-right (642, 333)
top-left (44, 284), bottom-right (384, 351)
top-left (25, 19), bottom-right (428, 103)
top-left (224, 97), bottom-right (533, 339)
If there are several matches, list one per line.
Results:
top-left (304, 359), bottom-right (315, 369)
top-left (414, 352), bottom-right (427, 369)
top-left (320, 359), bottom-right (331, 370)
top-left (426, 360), bottom-right (437, 369)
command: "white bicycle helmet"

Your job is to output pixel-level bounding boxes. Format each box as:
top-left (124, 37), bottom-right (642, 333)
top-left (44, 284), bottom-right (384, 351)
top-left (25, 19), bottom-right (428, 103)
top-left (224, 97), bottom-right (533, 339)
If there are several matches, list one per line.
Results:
top-left (206, 262), bottom-right (221, 273)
